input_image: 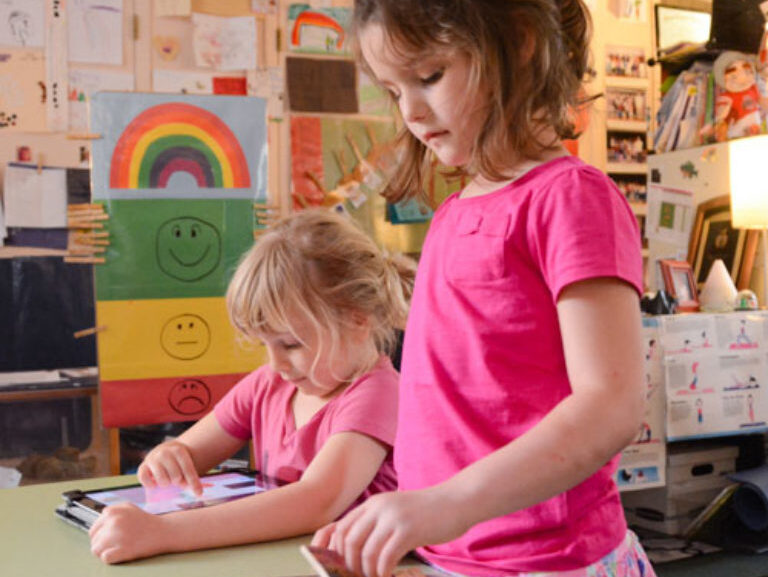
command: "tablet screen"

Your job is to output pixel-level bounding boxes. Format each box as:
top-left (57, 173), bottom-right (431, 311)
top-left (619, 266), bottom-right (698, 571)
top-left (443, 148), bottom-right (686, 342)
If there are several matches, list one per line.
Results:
top-left (82, 472), bottom-right (267, 515)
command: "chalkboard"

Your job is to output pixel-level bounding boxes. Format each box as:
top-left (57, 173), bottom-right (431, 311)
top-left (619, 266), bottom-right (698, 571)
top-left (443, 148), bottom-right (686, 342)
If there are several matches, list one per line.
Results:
top-left (0, 257), bottom-right (96, 371)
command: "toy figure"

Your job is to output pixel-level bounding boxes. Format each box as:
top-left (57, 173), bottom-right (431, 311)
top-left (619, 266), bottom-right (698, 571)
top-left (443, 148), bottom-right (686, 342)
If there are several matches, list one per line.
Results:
top-left (712, 51), bottom-right (763, 140)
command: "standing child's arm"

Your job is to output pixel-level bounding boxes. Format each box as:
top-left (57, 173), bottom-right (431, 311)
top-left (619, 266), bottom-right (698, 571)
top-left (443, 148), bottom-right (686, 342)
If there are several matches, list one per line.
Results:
top-left (314, 278), bottom-right (645, 577)
top-left (137, 413), bottom-right (246, 496)
top-left (89, 429), bottom-right (388, 564)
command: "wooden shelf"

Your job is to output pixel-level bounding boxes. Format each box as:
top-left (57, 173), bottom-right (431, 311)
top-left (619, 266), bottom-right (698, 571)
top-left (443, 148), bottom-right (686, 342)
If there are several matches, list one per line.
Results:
top-left (605, 75), bottom-right (649, 89)
top-left (606, 162), bottom-right (647, 174)
top-left (607, 119), bottom-right (648, 132)
top-left (629, 201), bottom-right (647, 216)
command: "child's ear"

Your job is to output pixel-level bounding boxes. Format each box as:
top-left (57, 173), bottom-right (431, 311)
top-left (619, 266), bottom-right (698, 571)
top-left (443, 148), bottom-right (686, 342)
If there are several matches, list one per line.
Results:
top-left (348, 310), bottom-right (372, 340)
top-left (518, 29), bottom-right (537, 66)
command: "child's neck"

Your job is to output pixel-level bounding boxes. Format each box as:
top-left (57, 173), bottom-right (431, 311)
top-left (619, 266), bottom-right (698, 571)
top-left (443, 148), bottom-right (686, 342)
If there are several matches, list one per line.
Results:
top-left (291, 346), bottom-right (381, 429)
top-left (461, 144), bottom-right (570, 199)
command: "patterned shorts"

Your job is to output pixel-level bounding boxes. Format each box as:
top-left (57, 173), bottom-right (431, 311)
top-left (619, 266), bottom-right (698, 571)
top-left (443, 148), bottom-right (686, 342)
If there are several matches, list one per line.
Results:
top-left (518, 531), bottom-right (657, 577)
top-left (410, 530), bottom-right (657, 577)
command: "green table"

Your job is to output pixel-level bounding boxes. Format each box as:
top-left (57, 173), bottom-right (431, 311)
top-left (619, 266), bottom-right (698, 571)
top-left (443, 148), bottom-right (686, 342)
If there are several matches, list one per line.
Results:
top-left (0, 475), bottom-right (314, 577)
top-left (4, 476), bottom-right (766, 577)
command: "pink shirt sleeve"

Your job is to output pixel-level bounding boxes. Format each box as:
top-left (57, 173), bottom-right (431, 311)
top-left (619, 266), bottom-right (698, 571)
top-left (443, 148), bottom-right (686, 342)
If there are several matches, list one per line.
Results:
top-left (528, 166), bottom-right (644, 302)
top-left (321, 357), bottom-right (399, 448)
top-left (213, 368), bottom-right (269, 440)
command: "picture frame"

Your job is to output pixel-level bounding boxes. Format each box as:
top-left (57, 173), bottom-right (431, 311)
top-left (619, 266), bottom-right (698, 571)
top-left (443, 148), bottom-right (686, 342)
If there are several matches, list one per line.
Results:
top-left (686, 195), bottom-right (759, 291)
top-left (606, 130), bottom-right (647, 165)
top-left (660, 259), bottom-right (699, 312)
top-left (605, 87), bottom-right (647, 122)
top-left (605, 45), bottom-right (647, 78)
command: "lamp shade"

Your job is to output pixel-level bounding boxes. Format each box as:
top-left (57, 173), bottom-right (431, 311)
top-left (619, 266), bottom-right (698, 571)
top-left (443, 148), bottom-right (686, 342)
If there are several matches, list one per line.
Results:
top-left (729, 135), bottom-right (768, 229)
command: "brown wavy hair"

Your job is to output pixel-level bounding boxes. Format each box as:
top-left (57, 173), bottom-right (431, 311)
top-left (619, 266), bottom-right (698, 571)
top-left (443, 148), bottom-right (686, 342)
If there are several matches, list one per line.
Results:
top-left (352, 0), bottom-right (593, 203)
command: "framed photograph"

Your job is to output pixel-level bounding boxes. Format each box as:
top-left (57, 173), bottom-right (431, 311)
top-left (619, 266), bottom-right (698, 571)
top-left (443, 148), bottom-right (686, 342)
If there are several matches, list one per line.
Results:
top-left (686, 195), bottom-right (759, 291)
top-left (605, 45), bottom-right (647, 78)
top-left (605, 88), bottom-right (647, 122)
top-left (607, 130), bottom-right (647, 165)
top-left (660, 259), bottom-right (699, 312)
top-left (609, 173), bottom-right (647, 203)
top-left (654, 6), bottom-right (711, 55)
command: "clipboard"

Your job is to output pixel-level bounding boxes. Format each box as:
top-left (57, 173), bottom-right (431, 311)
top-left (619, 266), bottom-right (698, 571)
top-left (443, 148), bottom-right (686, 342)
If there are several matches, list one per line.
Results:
top-left (55, 469), bottom-right (282, 531)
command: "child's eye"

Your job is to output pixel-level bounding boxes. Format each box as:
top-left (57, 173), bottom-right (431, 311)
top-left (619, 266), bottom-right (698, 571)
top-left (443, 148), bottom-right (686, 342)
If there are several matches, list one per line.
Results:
top-left (386, 88), bottom-right (401, 102)
top-left (281, 342), bottom-right (302, 350)
top-left (420, 69), bottom-right (444, 85)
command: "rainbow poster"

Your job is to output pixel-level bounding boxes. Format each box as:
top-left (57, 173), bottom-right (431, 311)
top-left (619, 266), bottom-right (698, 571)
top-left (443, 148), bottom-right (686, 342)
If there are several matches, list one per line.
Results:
top-left (287, 4), bottom-right (351, 55)
top-left (91, 93), bottom-right (267, 200)
top-left (90, 93), bottom-right (267, 426)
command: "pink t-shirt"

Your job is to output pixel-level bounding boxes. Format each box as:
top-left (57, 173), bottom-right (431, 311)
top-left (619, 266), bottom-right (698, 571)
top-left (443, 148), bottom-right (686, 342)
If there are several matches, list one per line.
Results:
top-left (214, 355), bottom-right (398, 501)
top-left (396, 157), bottom-right (643, 575)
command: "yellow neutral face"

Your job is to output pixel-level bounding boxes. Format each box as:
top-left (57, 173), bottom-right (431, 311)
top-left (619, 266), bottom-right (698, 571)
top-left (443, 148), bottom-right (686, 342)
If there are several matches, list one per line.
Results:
top-left (160, 313), bottom-right (211, 360)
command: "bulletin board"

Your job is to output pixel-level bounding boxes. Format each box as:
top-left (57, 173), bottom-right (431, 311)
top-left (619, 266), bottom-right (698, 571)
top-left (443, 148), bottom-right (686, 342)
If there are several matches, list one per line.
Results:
top-left (0, 0), bottom-right (456, 433)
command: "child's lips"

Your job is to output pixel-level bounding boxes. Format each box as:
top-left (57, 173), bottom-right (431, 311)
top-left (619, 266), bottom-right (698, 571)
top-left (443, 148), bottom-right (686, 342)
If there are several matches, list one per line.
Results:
top-left (424, 130), bottom-right (448, 143)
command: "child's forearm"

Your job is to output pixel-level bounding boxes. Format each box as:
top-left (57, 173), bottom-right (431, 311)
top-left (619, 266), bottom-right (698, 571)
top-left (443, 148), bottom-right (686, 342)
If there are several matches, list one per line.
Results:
top-left (434, 386), bottom-right (642, 534)
top-left (156, 479), bottom-right (346, 553)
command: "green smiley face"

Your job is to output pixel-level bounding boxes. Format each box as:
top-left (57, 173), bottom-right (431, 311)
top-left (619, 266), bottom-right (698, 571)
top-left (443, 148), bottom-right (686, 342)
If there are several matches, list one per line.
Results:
top-left (156, 217), bottom-right (221, 282)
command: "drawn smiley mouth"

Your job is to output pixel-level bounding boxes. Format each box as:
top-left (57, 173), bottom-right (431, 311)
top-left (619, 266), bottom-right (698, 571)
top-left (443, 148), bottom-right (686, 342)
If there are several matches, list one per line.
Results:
top-left (169, 243), bottom-right (211, 267)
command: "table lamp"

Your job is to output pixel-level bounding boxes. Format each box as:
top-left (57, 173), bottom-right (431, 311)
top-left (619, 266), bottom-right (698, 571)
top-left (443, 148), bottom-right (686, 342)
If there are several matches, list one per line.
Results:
top-left (729, 135), bottom-right (768, 309)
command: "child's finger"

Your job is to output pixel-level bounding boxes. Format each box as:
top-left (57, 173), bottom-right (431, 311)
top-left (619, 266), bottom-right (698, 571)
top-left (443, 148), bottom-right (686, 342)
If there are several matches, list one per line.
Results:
top-left (137, 464), bottom-right (157, 488)
top-left (178, 457), bottom-right (203, 496)
top-left (311, 522), bottom-right (337, 548)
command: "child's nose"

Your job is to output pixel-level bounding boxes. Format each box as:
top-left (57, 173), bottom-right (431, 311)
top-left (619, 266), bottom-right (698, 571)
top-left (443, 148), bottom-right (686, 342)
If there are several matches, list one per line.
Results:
top-left (268, 347), bottom-right (290, 372)
top-left (400, 90), bottom-right (427, 123)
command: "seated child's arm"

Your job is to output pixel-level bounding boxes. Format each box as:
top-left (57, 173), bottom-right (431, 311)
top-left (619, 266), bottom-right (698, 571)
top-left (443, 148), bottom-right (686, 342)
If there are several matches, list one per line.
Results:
top-left (89, 430), bottom-right (388, 564)
top-left (138, 413), bottom-right (246, 496)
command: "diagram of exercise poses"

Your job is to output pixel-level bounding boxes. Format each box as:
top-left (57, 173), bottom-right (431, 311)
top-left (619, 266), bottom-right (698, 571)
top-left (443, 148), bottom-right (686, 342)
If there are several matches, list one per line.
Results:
top-left (660, 312), bottom-right (768, 441)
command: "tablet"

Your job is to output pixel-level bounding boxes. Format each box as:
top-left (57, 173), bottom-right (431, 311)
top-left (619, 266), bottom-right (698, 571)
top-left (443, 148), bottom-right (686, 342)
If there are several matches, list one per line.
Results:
top-left (57, 470), bottom-right (280, 530)
top-left (300, 545), bottom-right (361, 577)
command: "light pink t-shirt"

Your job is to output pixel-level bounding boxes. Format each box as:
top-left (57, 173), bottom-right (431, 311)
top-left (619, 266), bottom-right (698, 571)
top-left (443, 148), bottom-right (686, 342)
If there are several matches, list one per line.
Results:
top-left (396, 157), bottom-right (643, 576)
top-left (214, 355), bottom-right (398, 501)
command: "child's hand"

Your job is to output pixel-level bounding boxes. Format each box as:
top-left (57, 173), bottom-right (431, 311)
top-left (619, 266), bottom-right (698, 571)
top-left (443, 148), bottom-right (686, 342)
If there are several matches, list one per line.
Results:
top-left (89, 503), bottom-right (169, 564)
top-left (312, 489), bottom-right (468, 577)
top-left (138, 440), bottom-right (203, 496)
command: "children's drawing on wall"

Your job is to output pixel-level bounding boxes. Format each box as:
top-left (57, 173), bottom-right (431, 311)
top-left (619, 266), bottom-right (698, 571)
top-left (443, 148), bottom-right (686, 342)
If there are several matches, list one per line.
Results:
top-left (251, 0), bottom-right (277, 15)
top-left (0, 0), bottom-right (44, 47)
top-left (67, 69), bottom-right (134, 133)
top-left (90, 93), bottom-right (267, 427)
top-left (68, 0), bottom-right (124, 65)
top-left (192, 13), bottom-right (257, 71)
top-left (287, 4), bottom-right (352, 56)
top-left (0, 50), bottom-right (46, 131)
